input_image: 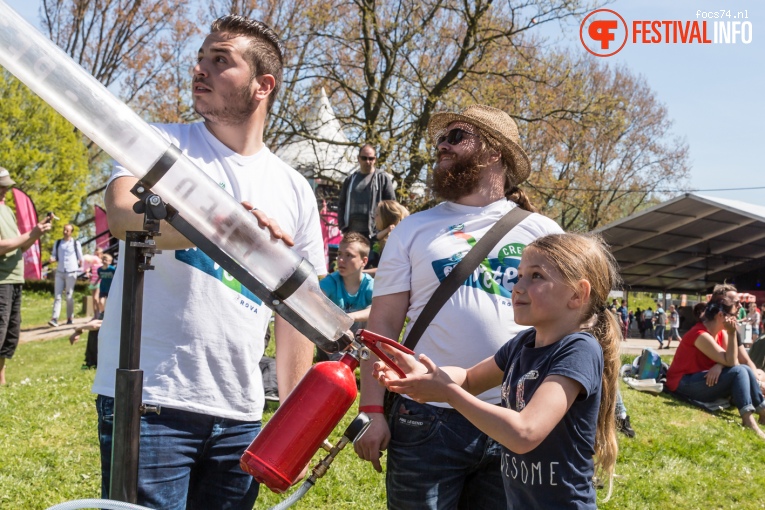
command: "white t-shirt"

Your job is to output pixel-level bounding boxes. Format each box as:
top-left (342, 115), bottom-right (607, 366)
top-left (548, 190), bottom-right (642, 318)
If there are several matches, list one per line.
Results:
top-left (92, 122), bottom-right (326, 421)
top-left (374, 199), bottom-right (563, 406)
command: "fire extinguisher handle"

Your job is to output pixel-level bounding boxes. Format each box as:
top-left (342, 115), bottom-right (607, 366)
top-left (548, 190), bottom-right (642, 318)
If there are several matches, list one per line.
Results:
top-left (356, 329), bottom-right (415, 379)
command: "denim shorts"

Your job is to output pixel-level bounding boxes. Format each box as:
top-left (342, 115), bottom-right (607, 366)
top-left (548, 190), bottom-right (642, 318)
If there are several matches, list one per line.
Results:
top-left (385, 395), bottom-right (506, 510)
top-left (96, 395), bottom-right (261, 510)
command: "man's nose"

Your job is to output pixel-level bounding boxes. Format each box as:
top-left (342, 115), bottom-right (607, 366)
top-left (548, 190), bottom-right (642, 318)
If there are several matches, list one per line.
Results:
top-left (193, 60), bottom-right (208, 77)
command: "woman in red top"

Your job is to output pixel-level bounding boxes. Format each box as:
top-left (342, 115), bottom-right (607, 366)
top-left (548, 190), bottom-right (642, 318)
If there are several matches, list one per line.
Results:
top-left (666, 295), bottom-right (765, 439)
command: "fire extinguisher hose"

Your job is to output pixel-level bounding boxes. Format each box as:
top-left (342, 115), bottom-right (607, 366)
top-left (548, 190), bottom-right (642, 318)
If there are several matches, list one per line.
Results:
top-left (267, 480), bottom-right (315, 510)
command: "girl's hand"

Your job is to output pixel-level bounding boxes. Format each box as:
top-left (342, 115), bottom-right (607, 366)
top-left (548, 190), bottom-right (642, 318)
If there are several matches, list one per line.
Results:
top-left (379, 354), bottom-right (455, 404)
top-left (371, 346), bottom-right (427, 386)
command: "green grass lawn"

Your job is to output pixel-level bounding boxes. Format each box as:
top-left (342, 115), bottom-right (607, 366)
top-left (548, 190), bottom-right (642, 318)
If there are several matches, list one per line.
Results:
top-left (2, 340), bottom-right (765, 509)
top-left (20, 289), bottom-right (90, 329)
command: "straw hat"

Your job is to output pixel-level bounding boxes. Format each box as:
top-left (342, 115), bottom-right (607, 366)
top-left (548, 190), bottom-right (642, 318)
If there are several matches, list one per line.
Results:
top-left (427, 105), bottom-right (531, 184)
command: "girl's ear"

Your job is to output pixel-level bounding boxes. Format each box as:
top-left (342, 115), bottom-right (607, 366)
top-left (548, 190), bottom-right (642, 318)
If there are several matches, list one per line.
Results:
top-left (569, 279), bottom-right (592, 310)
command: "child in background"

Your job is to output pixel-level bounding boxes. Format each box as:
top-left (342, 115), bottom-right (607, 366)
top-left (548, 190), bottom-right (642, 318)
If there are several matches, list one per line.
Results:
top-left (319, 232), bottom-right (374, 361)
top-left (375, 233), bottom-right (621, 507)
top-left (367, 200), bottom-right (409, 272)
top-left (81, 247), bottom-right (103, 319)
top-left (97, 253), bottom-right (116, 317)
top-left (321, 232), bottom-right (374, 324)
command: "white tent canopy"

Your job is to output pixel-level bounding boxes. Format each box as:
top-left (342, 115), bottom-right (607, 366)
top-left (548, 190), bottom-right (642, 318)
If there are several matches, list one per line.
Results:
top-left (594, 193), bottom-right (765, 293)
top-left (275, 88), bottom-right (357, 183)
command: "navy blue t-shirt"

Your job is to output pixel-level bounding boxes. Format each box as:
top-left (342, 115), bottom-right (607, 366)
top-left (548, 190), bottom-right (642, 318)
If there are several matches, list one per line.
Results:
top-left (494, 329), bottom-right (603, 509)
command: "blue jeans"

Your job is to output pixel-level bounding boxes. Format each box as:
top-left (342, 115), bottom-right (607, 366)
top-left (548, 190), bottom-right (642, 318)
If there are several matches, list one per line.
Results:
top-left (675, 365), bottom-right (765, 415)
top-left (655, 325), bottom-right (665, 345)
top-left (386, 396), bottom-right (505, 510)
top-left (96, 395), bottom-right (260, 510)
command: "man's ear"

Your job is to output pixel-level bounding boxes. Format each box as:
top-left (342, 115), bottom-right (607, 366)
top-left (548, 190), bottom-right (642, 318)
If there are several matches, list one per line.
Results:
top-left (361, 256), bottom-right (369, 267)
top-left (485, 149), bottom-right (501, 165)
top-left (253, 74), bottom-right (276, 103)
top-left (569, 279), bottom-right (592, 310)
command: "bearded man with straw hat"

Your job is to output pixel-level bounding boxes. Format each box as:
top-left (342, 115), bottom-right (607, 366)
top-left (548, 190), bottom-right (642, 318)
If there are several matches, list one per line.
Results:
top-left (354, 105), bottom-right (563, 509)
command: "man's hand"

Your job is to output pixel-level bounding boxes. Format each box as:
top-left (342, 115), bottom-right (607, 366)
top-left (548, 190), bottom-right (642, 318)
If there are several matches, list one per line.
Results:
top-left (353, 415), bottom-right (390, 473)
top-left (241, 201), bottom-right (294, 247)
top-left (33, 220), bottom-right (52, 239)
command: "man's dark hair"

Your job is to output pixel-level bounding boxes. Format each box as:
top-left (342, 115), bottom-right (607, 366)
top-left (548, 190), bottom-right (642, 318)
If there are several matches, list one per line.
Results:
top-left (210, 15), bottom-right (284, 112)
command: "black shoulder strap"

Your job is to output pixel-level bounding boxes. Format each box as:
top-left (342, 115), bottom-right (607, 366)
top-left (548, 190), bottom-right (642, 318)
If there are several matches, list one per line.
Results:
top-left (402, 207), bottom-right (531, 350)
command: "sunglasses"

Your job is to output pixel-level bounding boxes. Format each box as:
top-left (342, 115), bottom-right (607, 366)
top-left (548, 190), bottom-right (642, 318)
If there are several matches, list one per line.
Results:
top-left (437, 128), bottom-right (478, 146)
top-left (359, 156), bottom-right (376, 162)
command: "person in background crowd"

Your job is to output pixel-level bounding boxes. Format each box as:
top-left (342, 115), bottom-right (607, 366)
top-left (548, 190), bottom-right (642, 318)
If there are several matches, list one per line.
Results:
top-left (666, 293), bottom-right (765, 440)
top-left (97, 253), bottom-right (116, 316)
top-left (48, 223), bottom-right (83, 327)
top-left (366, 199), bottom-right (409, 272)
top-left (746, 302), bottom-right (760, 340)
top-left (338, 144), bottom-right (396, 242)
top-left (617, 299), bottom-right (628, 341)
top-left (0, 167), bottom-right (52, 384)
top-left (666, 304), bottom-right (681, 349)
top-left (82, 247), bottom-right (103, 319)
top-left (654, 303), bottom-right (667, 349)
top-left (636, 307), bottom-right (644, 338)
top-left (70, 318), bottom-right (102, 370)
top-left (642, 307), bottom-right (653, 339)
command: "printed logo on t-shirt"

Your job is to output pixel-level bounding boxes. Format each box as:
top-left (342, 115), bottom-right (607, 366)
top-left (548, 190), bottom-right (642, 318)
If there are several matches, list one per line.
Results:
top-left (175, 248), bottom-right (263, 307)
top-left (431, 226), bottom-right (523, 297)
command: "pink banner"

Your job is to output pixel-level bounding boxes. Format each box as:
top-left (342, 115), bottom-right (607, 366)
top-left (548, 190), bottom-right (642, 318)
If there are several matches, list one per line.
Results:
top-left (11, 188), bottom-right (42, 280)
top-left (319, 202), bottom-right (342, 269)
top-left (94, 205), bottom-right (111, 249)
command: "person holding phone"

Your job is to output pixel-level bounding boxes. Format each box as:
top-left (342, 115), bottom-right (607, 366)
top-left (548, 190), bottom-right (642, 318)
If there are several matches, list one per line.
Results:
top-left (0, 167), bottom-right (52, 384)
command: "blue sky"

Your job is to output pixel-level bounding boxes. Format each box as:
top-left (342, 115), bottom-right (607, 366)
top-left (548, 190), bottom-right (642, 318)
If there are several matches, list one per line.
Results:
top-left (4, 0), bottom-right (762, 205)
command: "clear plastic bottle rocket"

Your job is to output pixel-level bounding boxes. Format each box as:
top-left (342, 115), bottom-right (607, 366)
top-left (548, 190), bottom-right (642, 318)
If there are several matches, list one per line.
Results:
top-left (0, 1), bottom-right (352, 350)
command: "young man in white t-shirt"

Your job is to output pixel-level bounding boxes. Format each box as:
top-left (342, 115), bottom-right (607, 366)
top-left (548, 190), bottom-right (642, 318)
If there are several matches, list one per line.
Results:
top-left (48, 223), bottom-right (83, 327)
top-left (354, 105), bottom-right (562, 509)
top-left (93, 16), bottom-right (322, 509)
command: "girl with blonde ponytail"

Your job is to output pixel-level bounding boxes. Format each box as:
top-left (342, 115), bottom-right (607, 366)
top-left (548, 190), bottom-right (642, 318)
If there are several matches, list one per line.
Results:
top-left (375, 232), bottom-right (621, 508)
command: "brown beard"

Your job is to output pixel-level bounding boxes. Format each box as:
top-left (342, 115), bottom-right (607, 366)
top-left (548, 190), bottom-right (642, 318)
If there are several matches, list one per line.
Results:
top-left (193, 78), bottom-right (257, 126)
top-left (430, 150), bottom-right (486, 202)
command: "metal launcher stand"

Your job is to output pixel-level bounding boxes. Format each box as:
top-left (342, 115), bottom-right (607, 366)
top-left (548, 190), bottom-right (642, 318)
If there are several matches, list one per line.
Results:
top-left (108, 181), bottom-right (354, 503)
top-left (109, 186), bottom-right (164, 503)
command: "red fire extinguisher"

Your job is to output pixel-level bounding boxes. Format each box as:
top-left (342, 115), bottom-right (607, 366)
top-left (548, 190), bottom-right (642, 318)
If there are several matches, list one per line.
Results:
top-left (240, 330), bottom-right (414, 493)
top-left (240, 352), bottom-right (360, 493)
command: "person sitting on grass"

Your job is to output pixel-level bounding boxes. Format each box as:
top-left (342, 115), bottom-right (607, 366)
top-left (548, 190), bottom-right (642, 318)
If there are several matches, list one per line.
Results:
top-left (70, 319), bottom-right (102, 369)
top-left (318, 232), bottom-right (374, 361)
top-left (374, 232), bottom-right (621, 507)
top-left (666, 294), bottom-right (765, 440)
